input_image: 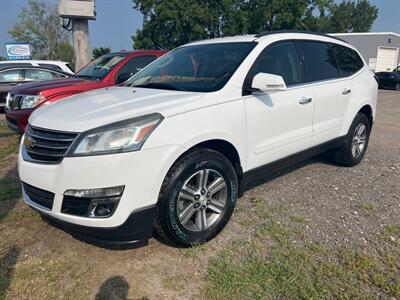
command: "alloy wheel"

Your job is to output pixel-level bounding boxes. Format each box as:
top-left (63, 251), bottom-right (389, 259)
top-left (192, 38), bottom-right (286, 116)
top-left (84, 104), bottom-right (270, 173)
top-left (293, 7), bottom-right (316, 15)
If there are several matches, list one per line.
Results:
top-left (177, 169), bottom-right (227, 232)
top-left (351, 123), bottom-right (367, 158)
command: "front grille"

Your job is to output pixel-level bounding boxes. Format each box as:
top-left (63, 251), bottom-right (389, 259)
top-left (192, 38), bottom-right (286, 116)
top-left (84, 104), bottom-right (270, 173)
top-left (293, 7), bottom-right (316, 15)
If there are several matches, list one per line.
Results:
top-left (24, 125), bottom-right (78, 164)
top-left (8, 94), bottom-right (23, 110)
top-left (61, 196), bottom-right (91, 216)
top-left (23, 182), bottom-right (55, 210)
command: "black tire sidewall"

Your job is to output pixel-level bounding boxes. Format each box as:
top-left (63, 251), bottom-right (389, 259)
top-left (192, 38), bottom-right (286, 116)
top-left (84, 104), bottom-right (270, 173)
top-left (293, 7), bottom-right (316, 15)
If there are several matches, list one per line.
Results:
top-left (159, 149), bottom-right (238, 246)
top-left (345, 113), bottom-right (371, 165)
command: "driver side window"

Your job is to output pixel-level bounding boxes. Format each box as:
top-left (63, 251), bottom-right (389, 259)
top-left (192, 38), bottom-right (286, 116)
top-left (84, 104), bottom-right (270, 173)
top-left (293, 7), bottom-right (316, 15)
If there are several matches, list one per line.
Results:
top-left (116, 56), bottom-right (157, 83)
top-left (249, 41), bottom-right (302, 86)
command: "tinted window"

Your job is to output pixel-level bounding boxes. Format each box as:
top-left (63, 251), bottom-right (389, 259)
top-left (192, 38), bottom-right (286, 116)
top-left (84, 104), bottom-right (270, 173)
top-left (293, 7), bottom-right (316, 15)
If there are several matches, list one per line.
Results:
top-left (77, 54), bottom-right (126, 80)
top-left (25, 69), bottom-right (55, 81)
top-left (38, 63), bottom-right (63, 71)
top-left (125, 42), bottom-right (256, 92)
top-left (0, 69), bottom-right (21, 82)
top-left (249, 42), bottom-right (302, 86)
top-left (296, 41), bottom-right (340, 82)
top-left (331, 44), bottom-right (364, 77)
top-left (117, 56), bottom-right (157, 83)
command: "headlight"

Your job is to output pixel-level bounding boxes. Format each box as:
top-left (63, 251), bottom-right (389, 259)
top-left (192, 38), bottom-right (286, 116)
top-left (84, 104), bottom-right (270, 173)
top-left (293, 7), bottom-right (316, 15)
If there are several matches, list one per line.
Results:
top-left (20, 94), bottom-right (46, 109)
top-left (69, 113), bottom-right (163, 156)
top-left (5, 93), bottom-right (11, 107)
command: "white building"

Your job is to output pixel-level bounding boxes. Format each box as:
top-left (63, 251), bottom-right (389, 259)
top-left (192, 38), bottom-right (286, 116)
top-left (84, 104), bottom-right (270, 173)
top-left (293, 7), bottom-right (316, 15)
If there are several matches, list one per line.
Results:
top-left (331, 32), bottom-right (400, 72)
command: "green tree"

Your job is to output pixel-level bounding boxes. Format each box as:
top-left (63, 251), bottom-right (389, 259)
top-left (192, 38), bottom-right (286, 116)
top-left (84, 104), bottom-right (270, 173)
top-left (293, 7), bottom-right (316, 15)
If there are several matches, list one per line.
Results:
top-left (92, 47), bottom-right (111, 59)
top-left (132, 0), bottom-right (248, 50)
top-left (132, 0), bottom-right (378, 49)
top-left (326, 0), bottom-right (378, 33)
top-left (0, 56), bottom-right (6, 61)
top-left (8, 0), bottom-right (73, 63)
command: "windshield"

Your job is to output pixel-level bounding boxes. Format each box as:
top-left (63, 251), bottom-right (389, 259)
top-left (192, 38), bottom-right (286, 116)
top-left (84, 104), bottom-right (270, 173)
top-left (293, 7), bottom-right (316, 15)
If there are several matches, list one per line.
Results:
top-left (77, 54), bottom-right (126, 80)
top-left (125, 42), bottom-right (256, 92)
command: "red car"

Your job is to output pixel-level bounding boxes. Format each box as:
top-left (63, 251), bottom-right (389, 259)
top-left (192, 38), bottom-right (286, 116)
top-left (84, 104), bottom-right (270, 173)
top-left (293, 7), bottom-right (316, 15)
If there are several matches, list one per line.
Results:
top-left (5, 50), bottom-right (166, 133)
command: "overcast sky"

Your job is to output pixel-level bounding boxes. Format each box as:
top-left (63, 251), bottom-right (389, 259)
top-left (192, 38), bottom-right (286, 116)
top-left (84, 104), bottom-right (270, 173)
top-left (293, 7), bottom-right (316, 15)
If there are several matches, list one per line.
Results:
top-left (0, 0), bottom-right (399, 57)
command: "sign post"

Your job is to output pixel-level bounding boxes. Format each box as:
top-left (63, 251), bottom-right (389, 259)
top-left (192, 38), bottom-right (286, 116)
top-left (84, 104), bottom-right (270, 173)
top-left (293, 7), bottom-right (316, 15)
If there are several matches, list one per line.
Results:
top-left (58, 0), bottom-right (96, 70)
top-left (5, 43), bottom-right (32, 60)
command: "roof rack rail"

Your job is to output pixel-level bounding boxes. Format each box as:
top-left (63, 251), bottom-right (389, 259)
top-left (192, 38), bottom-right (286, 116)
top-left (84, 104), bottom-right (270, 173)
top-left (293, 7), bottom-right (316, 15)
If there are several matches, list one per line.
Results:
top-left (254, 30), bottom-right (348, 43)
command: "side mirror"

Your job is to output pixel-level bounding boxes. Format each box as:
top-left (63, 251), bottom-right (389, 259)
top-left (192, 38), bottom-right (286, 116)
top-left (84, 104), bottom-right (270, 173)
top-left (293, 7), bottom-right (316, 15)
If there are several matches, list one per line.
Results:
top-left (116, 72), bottom-right (134, 84)
top-left (251, 73), bottom-right (287, 93)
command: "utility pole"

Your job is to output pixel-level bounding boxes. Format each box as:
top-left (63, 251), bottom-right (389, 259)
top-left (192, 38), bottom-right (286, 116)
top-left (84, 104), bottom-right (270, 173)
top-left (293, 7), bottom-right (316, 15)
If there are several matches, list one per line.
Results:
top-left (72, 19), bottom-right (90, 70)
top-left (58, 0), bottom-right (96, 70)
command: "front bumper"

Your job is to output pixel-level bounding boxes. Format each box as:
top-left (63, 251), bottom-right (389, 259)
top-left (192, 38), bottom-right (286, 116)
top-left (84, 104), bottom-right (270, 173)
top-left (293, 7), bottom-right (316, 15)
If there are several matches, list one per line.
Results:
top-left (18, 140), bottom-right (186, 243)
top-left (4, 107), bottom-right (33, 134)
top-left (35, 204), bottom-right (156, 246)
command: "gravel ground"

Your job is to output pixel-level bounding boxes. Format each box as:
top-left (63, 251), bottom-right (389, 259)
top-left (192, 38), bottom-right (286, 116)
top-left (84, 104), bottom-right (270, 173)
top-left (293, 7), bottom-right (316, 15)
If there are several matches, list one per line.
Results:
top-left (237, 90), bottom-right (400, 250)
top-left (0, 90), bottom-right (399, 299)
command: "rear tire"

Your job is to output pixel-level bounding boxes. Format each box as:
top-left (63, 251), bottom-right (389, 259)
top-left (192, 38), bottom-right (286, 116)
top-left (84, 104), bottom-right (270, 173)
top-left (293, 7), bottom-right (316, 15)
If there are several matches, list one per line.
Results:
top-left (395, 83), bottom-right (400, 91)
top-left (332, 113), bottom-right (371, 167)
top-left (154, 148), bottom-right (238, 247)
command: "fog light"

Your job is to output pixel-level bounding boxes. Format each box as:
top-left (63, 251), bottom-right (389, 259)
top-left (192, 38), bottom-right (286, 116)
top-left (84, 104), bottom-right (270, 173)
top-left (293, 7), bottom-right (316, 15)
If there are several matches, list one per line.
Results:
top-left (63, 186), bottom-right (124, 218)
top-left (88, 197), bottom-right (120, 218)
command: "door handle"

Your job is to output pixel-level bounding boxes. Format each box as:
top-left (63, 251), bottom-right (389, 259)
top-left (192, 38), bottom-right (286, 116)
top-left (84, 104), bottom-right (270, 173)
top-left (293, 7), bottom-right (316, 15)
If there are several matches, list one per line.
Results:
top-left (342, 88), bottom-right (351, 95)
top-left (299, 97), bottom-right (312, 105)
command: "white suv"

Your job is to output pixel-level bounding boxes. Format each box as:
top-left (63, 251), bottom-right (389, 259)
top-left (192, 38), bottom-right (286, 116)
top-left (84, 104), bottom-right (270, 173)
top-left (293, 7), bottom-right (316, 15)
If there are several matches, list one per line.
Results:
top-left (18, 32), bottom-right (377, 247)
top-left (0, 60), bottom-right (74, 74)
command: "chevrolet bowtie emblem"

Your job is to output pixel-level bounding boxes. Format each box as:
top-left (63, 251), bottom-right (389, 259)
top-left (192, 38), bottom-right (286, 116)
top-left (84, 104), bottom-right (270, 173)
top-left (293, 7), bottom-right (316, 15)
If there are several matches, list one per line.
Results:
top-left (24, 135), bottom-right (37, 149)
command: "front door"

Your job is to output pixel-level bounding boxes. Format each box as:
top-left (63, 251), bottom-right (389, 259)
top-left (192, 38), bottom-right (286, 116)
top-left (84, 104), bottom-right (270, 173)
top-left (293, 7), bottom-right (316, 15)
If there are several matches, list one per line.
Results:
top-left (244, 41), bottom-right (314, 170)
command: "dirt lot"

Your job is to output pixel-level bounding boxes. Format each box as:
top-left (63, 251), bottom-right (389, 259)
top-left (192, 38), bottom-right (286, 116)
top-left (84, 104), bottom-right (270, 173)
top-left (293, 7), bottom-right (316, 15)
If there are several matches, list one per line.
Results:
top-left (0, 90), bottom-right (399, 299)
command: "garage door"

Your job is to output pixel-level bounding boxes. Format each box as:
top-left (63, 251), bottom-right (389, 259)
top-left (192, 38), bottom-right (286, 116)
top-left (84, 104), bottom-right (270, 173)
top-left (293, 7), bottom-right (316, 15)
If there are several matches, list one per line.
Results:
top-left (375, 47), bottom-right (399, 72)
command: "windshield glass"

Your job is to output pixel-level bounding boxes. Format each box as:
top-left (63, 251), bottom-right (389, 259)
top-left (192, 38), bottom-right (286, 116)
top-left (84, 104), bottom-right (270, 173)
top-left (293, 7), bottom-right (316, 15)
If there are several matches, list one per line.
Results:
top-left (125, 42), bottom-right (256, 92)
top-left (77, 54), bottom-right (126, 80)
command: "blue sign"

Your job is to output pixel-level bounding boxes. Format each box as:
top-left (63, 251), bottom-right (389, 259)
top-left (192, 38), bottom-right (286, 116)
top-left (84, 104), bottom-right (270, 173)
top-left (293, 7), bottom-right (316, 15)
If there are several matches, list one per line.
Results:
top-left (5, 43), bottom-right (32, 60)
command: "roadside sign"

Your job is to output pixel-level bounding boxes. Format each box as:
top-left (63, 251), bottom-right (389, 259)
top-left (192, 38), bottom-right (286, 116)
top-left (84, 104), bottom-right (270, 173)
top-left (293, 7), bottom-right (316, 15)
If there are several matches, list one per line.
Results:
top-left (5, 43), bottom-right (32, 60)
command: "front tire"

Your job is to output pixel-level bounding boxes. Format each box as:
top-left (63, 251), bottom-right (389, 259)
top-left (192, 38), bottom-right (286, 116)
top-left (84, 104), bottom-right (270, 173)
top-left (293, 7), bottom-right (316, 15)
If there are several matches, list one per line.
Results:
top-left (332, 113), bottom-right (371, 167)
top-left (154, 148), bottom-right (238, 247)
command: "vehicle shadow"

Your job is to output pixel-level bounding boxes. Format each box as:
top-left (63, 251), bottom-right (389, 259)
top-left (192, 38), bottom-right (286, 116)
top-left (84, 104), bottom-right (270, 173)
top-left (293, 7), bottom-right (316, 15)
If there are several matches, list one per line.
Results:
top-left (0, 246), bottom-right (21, 298)
top-left (0, 165), bottom-right (21, 223)
top-left (95, 276), bottom-right (133, 300)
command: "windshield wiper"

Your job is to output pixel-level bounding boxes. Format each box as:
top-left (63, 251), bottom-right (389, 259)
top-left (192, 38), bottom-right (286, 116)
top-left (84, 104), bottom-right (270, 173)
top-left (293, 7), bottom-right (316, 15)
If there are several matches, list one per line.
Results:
top-left (132, 82), bottom-right (183, 91)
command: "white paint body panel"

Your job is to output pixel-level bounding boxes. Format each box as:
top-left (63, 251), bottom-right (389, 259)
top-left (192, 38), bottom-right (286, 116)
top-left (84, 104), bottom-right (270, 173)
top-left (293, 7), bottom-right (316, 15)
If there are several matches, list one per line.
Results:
top-left (18, 32), bottom-right (377, 228)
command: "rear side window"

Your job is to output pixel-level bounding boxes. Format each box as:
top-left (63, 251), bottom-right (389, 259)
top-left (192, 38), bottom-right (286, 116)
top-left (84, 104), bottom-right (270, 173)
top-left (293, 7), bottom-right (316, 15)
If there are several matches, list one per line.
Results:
top-left (296, 41), bottom-right (340, 83)
top-left (249, 41), bottom-right (302, 86)
top-left (24, 69), bottom-right (55, 81)
top-left (0, 69), bottom-right (21, 82)
top-left (331, 44), bottom-right (364, 77)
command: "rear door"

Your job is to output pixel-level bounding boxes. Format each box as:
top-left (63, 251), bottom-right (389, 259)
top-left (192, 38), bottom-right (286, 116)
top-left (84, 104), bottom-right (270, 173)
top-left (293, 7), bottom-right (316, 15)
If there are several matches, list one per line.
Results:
top-left (296, 40), bottom-right (350, 145)
top-left (244, 41), bottom-right (314, 170)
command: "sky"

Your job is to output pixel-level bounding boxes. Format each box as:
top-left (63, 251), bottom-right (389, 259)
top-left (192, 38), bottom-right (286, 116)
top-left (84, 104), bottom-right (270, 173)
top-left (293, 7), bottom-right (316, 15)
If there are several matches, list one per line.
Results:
top-left (0, 0), bottom-right (399, 58)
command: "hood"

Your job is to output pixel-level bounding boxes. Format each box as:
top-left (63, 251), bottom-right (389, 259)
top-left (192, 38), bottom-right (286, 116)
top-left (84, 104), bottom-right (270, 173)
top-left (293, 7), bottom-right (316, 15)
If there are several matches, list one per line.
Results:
top-left (29, 86), bottom-right (205, 132)
top-left (10, 77), bottom-right (92, 95)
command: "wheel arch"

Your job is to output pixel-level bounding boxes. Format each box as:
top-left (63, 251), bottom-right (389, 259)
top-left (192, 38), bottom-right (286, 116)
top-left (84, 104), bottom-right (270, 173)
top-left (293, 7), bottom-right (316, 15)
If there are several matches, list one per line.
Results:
top-left (358, 104), bottom-right (374, 126)
top-left (168, 138), bottom-right (245, 197)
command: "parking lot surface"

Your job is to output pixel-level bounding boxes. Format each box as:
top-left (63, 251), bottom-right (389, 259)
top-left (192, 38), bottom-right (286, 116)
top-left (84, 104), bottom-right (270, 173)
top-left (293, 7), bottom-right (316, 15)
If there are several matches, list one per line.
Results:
top-left (0, 90), bottom-right (399, 299)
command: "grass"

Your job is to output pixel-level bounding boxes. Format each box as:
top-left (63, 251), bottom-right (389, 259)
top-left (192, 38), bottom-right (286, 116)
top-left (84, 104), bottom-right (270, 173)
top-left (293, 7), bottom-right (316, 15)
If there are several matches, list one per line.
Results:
top-left (0, 178), bottom-right (20, 202)
top-left (0, 121), bottom-right (19, 161)
top-left (204, 203), bottom-right (400, 299)
top-left (2, 253), bottom-right (94, 300)
top-left (356, 202), bottom-right (377, 216)
top-left (162, 275), bottom-right (187, 291)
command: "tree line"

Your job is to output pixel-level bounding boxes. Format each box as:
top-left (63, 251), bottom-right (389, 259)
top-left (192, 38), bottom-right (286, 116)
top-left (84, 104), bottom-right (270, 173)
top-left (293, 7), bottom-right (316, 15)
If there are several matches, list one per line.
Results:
top-left (6, 0), bottom-right (378, 65)
top-left (132, 0), bottom-right (378, 50)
